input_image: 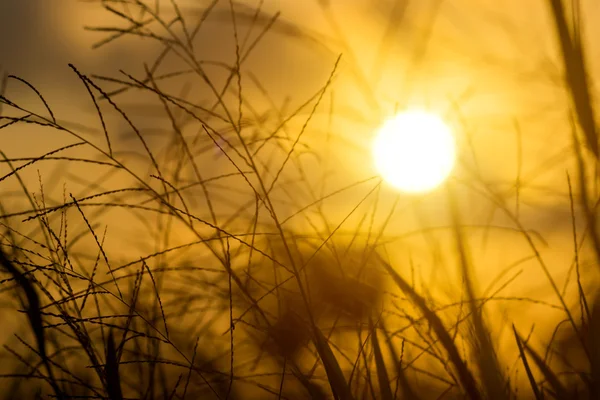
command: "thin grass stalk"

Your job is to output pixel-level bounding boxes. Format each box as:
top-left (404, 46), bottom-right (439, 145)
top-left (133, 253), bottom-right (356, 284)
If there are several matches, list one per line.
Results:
top-left (380, 320), bottom-right (419, 400)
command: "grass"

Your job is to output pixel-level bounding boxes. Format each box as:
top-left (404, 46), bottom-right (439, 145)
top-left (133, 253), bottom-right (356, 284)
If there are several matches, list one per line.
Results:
top-left (0, 0), bottom-right (599, 398)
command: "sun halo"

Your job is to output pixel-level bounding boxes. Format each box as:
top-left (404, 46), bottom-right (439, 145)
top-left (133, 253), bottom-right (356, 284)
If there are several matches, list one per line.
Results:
top-left (372, 109), bottom-right (456, 194)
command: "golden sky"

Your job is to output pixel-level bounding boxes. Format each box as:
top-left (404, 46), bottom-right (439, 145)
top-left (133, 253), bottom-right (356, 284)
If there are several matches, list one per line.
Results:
top-left (1, 0), bottom-right (599, 352)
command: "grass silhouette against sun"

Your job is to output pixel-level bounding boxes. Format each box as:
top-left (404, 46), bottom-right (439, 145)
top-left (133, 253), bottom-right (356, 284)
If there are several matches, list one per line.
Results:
top-left (0, 0), bottom-right (599, 399)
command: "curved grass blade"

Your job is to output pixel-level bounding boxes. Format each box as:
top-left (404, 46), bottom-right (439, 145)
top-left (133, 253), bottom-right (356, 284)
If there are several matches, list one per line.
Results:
top-left (0, 248), bottom-right (64, 399)
top-left (294, 369), bottom-right (329, 400)
top-left (313, 326), bottom-right (354, 400)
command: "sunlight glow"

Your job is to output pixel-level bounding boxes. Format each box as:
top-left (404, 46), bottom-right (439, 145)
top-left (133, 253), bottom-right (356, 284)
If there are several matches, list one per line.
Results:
top-left (373, 110), bottom-right (456, 193)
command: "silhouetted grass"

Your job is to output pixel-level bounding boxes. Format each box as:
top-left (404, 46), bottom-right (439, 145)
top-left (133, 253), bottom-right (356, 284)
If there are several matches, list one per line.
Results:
top-left (0, 0), bottom-right (599, 398)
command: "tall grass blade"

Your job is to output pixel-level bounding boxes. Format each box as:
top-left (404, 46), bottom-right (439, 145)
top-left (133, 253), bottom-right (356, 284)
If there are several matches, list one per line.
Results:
top-left (294, 370), bottom-right (329, 400)
top-left (369, 318), bottom-right (393, 400)
top-left (378, 255), bottom-right (481, 399)
top-left (570, 116), bottom-right (600, 276)
top-left (586, 292), bottom-right (600, 397)
top-left (548, 0), bottom-right (598, 158)
top-left (0, 248), bottom-right (63, 399)
top-left (512, 325), bottom-right (543, 400)
top-left (371, 0), bottom-right (410, 88)
top-left (105, 330), bottom-right (124, 400)
top-left (313, 326), bottom-right (354, 400)
top-left (513, 325), bottom-right (568, 399)
top-left (447, 184), bottom-right (505, 399)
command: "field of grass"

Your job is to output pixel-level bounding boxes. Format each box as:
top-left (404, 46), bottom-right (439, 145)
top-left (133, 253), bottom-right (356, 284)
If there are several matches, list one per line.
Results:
top-left (0, 0), bottom-right (599, 398)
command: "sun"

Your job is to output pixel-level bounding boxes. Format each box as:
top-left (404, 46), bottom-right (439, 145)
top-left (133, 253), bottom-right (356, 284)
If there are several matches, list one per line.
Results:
top-left (372, 110), bottom-right (456, 193)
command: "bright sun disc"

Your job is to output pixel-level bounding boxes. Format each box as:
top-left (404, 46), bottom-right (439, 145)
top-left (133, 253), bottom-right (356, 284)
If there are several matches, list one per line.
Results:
top-left (373, 110), bottom-right (456, 193)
